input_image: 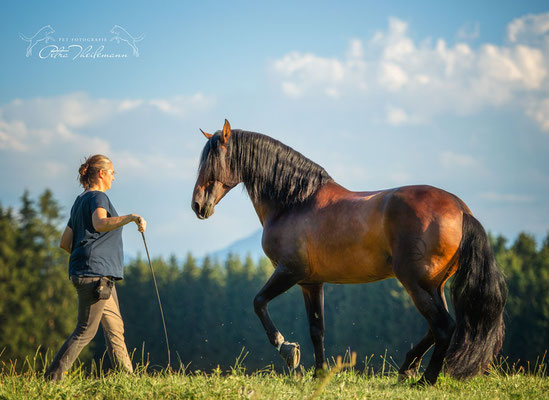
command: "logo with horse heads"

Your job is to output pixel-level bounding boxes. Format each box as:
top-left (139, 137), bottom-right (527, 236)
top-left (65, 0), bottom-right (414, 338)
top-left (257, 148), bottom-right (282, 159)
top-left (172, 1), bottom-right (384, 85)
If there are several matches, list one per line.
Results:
top-left (19, 25), bottom-right (55, 57)
top-left (110, 25), bottom-right (145, 57)
top-left (19, 25), bottom-right (144, 59)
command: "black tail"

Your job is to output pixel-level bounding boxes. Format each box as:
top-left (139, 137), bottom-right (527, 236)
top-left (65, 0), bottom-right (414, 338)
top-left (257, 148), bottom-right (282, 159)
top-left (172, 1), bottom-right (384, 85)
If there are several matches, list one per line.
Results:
top-left (445, 213), bottom-right (507, 379)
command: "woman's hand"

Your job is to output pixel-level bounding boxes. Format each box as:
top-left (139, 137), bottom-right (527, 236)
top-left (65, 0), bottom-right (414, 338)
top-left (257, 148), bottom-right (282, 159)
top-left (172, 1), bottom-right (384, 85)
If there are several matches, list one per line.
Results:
top-left (134, 215), bottom-right (147, 233)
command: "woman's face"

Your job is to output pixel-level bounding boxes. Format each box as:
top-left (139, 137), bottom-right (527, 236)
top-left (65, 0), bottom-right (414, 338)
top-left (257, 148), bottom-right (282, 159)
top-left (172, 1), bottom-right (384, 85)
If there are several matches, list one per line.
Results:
top-left (102, 162), bottom-right (116, 190)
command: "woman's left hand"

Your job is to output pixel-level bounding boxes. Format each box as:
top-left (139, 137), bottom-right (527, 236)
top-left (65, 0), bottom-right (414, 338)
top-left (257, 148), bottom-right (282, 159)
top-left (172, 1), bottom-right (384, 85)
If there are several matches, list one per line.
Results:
top-left (135, 215), bottom-right (147, 233)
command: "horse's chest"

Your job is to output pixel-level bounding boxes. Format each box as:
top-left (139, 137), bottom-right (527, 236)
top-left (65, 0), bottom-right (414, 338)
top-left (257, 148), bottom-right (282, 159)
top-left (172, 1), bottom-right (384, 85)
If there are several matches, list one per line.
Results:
top-left (261, 220), bottom-right (309, 267)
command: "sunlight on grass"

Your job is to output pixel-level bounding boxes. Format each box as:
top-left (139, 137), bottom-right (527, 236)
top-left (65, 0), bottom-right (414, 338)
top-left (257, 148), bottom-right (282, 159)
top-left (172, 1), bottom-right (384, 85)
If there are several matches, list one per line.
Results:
top-left (1, 348), bottom-right (548, 400)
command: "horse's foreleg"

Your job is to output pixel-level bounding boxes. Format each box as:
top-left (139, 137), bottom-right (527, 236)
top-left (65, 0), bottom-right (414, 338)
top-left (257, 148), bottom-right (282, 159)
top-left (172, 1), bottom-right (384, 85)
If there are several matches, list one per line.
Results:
top-left (254, 265), bottom-right (304, 368)
top-left (300, 283), bottom-right (326, 377)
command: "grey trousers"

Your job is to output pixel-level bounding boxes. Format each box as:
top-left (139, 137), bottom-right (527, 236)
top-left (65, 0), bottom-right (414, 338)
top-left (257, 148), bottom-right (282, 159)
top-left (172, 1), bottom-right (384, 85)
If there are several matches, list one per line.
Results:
top-left (44, 276), bottom-right (133, 380)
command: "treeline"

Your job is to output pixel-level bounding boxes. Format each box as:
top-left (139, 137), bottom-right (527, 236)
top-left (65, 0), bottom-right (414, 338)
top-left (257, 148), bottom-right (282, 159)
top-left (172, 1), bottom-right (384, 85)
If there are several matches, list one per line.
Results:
top-left (1, 191), bottom-right (548, 373)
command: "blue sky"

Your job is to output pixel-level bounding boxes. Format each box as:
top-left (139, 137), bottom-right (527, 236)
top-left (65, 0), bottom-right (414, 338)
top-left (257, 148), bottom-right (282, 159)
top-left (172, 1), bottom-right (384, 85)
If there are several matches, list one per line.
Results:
top-left (1, 1), bottom-right (548, 259)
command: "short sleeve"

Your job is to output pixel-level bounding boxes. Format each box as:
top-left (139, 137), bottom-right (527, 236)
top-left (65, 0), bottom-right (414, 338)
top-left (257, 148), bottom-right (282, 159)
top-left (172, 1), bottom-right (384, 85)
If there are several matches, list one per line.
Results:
top-left (89, 192), bottom-right (111, 216)
top-left (67, 200), bottom-right (76, 229)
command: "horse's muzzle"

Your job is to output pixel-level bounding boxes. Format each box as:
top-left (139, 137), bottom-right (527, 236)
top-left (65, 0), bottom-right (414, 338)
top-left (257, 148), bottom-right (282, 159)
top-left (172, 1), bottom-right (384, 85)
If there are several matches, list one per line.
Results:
top-left (192, 201), bottom-right (214, 220)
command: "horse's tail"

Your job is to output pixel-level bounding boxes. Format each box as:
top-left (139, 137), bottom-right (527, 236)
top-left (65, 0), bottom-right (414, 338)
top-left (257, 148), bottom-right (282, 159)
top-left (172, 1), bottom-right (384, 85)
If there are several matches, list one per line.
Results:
top-left (445, 212), bottom-right (507, 379)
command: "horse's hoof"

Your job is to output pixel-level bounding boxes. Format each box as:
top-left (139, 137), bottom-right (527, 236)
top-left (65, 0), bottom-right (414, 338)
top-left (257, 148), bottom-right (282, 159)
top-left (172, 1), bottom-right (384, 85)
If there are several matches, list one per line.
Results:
top-left (279, 341), bottom-right (300, 369)
top-left (397, 370), bottom-right (415, 383)
top-left (411, 376), bottom-right (435, 387)
top-left (313, 367), bottom-right (328, 379)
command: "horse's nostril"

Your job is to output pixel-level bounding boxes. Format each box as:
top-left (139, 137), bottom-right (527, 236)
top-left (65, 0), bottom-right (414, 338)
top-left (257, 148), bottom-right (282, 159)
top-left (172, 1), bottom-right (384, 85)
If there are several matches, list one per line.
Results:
top-left (192, 201), bottom-right (200, 213)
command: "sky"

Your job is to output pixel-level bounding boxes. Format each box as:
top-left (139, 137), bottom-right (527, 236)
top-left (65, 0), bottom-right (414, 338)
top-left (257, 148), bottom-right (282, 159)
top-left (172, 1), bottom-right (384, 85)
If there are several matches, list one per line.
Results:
top-left (1, 1), bottom-right (548, 260)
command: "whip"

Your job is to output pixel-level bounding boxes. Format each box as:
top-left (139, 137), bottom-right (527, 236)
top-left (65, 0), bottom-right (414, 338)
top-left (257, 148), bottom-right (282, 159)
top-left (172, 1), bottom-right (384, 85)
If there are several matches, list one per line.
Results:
top-left (139, 222), bottom-right (171, 367)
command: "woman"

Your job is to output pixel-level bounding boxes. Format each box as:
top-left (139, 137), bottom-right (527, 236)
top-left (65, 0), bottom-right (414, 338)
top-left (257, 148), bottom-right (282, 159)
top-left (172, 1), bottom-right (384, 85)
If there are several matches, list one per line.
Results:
top-left (44, 154), bottom-right (146, 381)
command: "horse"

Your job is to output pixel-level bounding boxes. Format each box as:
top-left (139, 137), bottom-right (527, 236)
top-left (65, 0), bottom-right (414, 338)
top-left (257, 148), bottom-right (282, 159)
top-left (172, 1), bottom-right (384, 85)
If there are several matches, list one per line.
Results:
top-left (191, 119), bottom-right (507, 385)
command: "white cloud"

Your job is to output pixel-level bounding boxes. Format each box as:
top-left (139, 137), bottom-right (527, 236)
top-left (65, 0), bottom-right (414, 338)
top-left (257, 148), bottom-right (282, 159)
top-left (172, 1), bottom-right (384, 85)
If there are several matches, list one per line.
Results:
top-left (0, 120), bottom-right (28, 151)
top-left (456, 21), bottom-right (480, 41)
top-left (1, 92), bottom-right (214, 132)
top-left (440, 151), bottom-right (479, 168)
top-left (478, 44), bottom-right (546, 90)
top-left (272, 52), bottom-right (346, 98)
top-left (507, 12), bottom-right (549, 43)
top-left (378, 17), bottom-right (416, 61)
top-left (148, 93), bottom-right (215, 117)
top-left (479, 192), bottom-right (535, 204)
top-left (281, 81), bottom-right (302, 98)
top-left (526, 97), bottom-right (549, 130)
top-left (347, 38), bottom-right (364, 59)
top-left (270, 13), bottom-right (549, 131)
top-left (378, 62), bottom-right (408, 91)
top-left (386, 105), bottom-right (421, 126)
top-left (0, 92), bottom-right (215, 187)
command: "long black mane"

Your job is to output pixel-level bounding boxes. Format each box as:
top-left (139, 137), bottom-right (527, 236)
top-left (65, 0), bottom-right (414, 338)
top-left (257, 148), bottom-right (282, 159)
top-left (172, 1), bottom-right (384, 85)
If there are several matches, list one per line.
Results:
top-left (199, 130), bottom-right (333, 207)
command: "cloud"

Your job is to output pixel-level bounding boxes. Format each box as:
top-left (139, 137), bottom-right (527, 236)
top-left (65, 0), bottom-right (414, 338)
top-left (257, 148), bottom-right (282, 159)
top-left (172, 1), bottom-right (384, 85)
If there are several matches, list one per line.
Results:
top-left (378, 62), bottom-right (408, 91)
top-left (456, 21), bottom-right (480, 41)
top-left (526, 97), bottom-right (549, 130)
top-left (272, 52), bottom-right (347, 98)
top-left (386, 105), bottom-right (421, 126)
top-left (507, 12), bottom-right (549, 43)
top-left (1, 92), bottom-right (214, 132)
top-left (440, 151), bottom-right (479, 168)
top-left (270, 13), bottom-right (549, 131)
top-left (0, 120), bottom-right (28, 151)
top-left (0, 92), bottom-right (215, 189)
top-left (148, 93), bottom-right (215, 117)
top-left (479, 191), bottom-right (535, 204)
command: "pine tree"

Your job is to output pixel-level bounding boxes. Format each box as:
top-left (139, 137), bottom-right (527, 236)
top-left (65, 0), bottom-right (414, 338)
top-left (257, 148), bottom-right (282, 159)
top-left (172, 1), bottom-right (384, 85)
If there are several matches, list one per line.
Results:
top-left (0, 190), bottom-right (79, 369)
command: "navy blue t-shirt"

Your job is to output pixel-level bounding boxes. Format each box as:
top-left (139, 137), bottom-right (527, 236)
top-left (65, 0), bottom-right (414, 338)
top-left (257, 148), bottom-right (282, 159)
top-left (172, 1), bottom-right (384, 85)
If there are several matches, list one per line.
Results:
top-left (68, 191), bottom-right (124, 279)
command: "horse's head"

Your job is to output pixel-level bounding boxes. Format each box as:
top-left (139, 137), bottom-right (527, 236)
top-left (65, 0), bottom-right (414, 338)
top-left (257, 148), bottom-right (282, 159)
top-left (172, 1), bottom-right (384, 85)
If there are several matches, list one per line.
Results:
top-left (192, 119), bottom-right (239, 219)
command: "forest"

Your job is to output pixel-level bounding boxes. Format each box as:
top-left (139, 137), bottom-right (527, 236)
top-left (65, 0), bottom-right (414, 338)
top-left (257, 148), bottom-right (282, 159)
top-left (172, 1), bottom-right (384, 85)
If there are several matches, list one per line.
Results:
top-left (0, 190), bottom-right (547, 373)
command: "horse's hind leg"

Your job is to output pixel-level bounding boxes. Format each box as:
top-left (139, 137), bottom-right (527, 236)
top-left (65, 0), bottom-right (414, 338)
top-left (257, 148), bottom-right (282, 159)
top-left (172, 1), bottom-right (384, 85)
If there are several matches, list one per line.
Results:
top-left (397, 269), bottom-right (455, 385)
top-left (398, 285), bottom-right (449, 381)
top-left (398, 330), bottom-right (434, 382)
top-left (300, 283), bottom-right (326, 376)
top-left (399, 281), bottom-right (455, 385)
top-left (254, 265), bottom-right (304, 368)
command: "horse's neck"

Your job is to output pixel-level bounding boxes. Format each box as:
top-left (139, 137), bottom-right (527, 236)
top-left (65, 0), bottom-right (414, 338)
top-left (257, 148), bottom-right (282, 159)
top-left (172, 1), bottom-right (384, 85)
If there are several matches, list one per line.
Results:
top-left (249, 181), bottom-right (353, 225)
top-left (249, 195), bottom-right (278, 227)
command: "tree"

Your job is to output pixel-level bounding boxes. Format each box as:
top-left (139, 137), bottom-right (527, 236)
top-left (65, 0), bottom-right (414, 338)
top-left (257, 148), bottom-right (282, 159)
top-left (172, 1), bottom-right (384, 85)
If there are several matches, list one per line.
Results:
top-left (0, 190), bottom-right (79, 370)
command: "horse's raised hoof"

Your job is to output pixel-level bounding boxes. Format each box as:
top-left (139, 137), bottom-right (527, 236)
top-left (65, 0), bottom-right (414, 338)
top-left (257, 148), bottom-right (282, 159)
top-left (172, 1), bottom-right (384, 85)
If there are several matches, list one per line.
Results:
top-left (279, 341), bottom-right (300, 369)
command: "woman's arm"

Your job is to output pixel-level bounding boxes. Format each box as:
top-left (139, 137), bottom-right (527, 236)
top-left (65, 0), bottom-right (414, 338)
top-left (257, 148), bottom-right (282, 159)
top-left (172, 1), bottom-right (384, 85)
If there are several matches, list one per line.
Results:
top-left (92, 207), bottom-right (147, 232)
top-left (60, 226), bottom-right (73, 254)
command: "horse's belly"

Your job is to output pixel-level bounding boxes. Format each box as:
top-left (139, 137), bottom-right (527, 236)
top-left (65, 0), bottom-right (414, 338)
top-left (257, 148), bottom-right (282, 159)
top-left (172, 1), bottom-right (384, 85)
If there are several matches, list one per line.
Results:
top-left (306, 237), bottom-right (394, 284)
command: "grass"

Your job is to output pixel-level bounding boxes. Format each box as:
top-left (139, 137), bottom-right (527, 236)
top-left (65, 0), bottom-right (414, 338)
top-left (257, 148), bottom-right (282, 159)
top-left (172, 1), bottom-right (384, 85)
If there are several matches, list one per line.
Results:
top-left (0, 350), bottom-right (547, 400)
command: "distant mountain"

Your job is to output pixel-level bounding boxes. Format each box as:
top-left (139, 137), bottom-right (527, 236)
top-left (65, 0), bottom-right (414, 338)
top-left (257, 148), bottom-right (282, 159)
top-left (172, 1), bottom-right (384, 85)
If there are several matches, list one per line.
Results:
top-left (206, 229), bottom-right (265, 262)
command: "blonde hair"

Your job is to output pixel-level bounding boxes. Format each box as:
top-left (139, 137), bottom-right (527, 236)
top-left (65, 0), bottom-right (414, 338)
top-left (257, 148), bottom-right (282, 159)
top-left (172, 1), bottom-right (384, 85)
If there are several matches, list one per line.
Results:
top-left (78, 154), bottom-right (112, 189)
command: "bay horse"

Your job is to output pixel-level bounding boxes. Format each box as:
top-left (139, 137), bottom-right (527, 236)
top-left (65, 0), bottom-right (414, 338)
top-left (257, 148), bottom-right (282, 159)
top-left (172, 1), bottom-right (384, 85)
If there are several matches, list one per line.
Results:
top-left (192, 119), bottom-right (507, 385)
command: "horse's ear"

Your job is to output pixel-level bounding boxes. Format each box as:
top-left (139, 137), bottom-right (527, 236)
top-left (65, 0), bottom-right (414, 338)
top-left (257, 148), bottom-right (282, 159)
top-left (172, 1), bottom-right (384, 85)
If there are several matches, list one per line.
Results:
top-left (200, 129), bottom-right (213, 140)
top-left (221, 119), bottom-right (231, 144)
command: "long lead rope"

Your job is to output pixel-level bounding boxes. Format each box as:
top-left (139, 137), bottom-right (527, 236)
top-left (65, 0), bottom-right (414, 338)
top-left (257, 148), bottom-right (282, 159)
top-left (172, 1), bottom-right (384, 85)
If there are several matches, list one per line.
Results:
top-left (140, 230), bottom-right (171, 367)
